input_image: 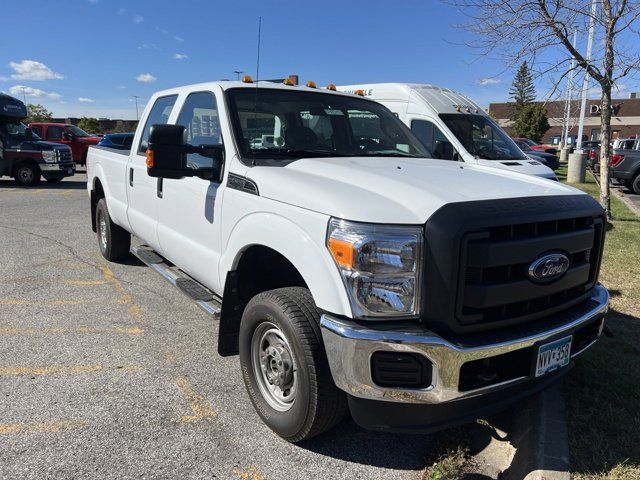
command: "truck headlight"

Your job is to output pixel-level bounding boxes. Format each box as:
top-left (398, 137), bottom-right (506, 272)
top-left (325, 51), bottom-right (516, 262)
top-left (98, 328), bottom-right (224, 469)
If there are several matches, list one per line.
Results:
top-left (327, 218), bottom-right (423, 318)
top-left (42, 151), bottom-right (57, 163)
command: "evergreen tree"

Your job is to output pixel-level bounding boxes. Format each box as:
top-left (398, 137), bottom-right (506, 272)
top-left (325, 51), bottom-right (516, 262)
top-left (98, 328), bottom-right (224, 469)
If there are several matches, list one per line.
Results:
top-left (509, 61), bottom-right (536, 115)
top-left (512, 103), bottom-right (549, 143)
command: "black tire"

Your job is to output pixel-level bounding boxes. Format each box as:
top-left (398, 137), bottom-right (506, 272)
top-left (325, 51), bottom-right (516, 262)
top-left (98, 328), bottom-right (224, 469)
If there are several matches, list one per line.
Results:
top-left (46, 177), bottom-right (64, 183)
top-left (13, 162), bottom-right (40, 186)
top-left (95, 198), bottom-right (131, 261)
top-left (632, 174), bottom-right (640, 195)
top-left (239, 287), bottom-right (347, 442)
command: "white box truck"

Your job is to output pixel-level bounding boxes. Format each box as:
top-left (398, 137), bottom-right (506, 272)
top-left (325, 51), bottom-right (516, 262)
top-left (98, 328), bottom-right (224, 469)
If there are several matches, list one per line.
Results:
top-left (338, 83), bottom-right (557, 179)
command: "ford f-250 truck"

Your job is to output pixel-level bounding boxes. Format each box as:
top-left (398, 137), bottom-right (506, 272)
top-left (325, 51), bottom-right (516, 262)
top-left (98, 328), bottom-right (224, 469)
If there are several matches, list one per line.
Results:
top-left (87, 79), bottom-right (609, 442)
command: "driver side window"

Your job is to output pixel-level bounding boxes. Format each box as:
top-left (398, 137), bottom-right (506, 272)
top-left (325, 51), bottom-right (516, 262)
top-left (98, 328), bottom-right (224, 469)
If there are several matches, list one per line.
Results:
top-left (176, 91), bottom-right (221, 169)
top-left (411, 119), bottom-right (453, 160)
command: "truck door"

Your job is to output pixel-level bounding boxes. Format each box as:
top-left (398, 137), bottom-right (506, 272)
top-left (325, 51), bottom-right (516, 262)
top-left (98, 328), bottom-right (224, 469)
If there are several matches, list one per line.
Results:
top-left (126, 94), bottom-right (178, 252)
top-left (156, 90), bottom-right (225, 294)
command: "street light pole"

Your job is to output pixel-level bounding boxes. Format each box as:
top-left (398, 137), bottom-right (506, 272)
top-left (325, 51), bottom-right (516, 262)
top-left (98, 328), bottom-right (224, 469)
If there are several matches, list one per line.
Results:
top-left (562, 27), bottom-right (578, 149)
top-left (233, 70), bottom-right (244, 81)
top-left (132, 96), bottom-right (139, 121)
top-left (576, 0), bottom-right (597, 152)
top-left (20, 86), bottom-right (27, 104)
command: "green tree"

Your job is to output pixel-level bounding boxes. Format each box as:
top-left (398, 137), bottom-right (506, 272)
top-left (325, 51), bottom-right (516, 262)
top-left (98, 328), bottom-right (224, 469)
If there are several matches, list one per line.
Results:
top-left (509, 61), bottom-right (536, 116)
top-left (25, 104), bottom-right (53, 124)
top-left (512, 103), bottom-right (550, 143)
top-left (77, 117), bottom-right (101, 134)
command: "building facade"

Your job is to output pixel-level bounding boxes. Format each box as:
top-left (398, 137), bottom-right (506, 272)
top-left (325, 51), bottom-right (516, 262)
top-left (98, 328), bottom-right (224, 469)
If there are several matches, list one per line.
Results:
top-left (489, 96), bottom-right (640, 144)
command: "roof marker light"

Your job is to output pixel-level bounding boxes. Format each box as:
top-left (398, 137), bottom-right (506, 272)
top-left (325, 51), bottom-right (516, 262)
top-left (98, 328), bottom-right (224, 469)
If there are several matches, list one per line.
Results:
top-left (306, 80), bottom-right (317, 88)
top-left (355, 89), bottom-right (365, 96)
top-left (465, 107), bottom-right (471, 112)
top-left (284, 78), bottom-right (295, 86)
top-left (242, 75), bottom-right (253, 83)
top-left (326, 83), bottom-right (337, 91)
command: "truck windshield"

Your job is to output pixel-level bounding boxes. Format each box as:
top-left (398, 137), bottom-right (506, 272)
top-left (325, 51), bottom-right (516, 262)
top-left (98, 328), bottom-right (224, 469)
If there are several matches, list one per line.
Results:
top-left (227, 88), bottom-right (430, 162)
top-left (440, 114), bottom-right (527, 161)
top-left (0, 122), bottom-right (39, 143)
top-left (66, 125), bottom-right (91, 137)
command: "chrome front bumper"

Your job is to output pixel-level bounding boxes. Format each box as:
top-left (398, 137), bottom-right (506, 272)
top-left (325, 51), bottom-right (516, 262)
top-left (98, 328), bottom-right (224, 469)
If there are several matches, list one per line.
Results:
top-left (320, 284), bottom-right (608, 404)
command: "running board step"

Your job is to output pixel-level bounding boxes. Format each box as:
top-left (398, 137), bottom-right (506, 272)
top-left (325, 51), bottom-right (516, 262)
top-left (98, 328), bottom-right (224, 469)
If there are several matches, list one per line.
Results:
top-left (130, 245), bottom-right (221, 317)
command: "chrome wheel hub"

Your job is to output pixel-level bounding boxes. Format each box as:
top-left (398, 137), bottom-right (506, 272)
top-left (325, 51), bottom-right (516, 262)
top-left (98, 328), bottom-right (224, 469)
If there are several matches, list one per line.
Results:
top-left (18, 167), bottom-right (34, 183)
top-left (251, 323), bottom-right (297, 411)
top-left (98, 214), bottom-right (107, 250)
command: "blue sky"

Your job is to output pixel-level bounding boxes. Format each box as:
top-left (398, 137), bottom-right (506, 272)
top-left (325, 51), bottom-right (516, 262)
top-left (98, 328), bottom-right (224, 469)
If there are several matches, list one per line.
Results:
top-left (1, 0), bottom-right (636, 119)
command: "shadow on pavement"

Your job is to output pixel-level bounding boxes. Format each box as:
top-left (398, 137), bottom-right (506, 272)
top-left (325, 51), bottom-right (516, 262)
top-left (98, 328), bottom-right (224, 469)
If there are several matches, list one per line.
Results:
top-left (0, 179), bottom-right (86, 190)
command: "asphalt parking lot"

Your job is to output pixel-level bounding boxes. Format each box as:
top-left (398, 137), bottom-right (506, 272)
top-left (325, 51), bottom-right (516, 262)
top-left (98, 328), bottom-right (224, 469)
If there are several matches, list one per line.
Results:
top-left (0, 172), bottom-right (438, 479)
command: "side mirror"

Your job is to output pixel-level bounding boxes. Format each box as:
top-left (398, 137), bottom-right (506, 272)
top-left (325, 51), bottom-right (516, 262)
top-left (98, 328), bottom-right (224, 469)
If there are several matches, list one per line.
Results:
top-left (147, 124), bottom-right (224, 181)
top-left (434, 140), bottom-right (454, 160)
top-left (25, 128), bottom-right (34, 141)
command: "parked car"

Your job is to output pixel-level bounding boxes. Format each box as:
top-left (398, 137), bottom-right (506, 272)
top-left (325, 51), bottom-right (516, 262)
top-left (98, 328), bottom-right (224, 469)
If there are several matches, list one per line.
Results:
top-left (0, 94), bottom-right (75, 185)
top-left (512, 137), bottom-right (558, 155)
top-left (610, 138), bottom-right (640, 193)
top-left (337, 83), bottom-right (556, 179)
top-left (29, 122), bottom-right (101, 165)
top-left (97, 133), bottom-right (134, 150)
top-left (88, 80), bottom-right (608, 441)
top-left (512, 139), bottom-right (560, 170)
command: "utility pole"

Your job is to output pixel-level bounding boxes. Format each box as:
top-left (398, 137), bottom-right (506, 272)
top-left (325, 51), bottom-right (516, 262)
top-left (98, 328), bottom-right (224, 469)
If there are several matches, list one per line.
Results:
top-left (233, 70), bottom-right (244, 81)
top-left (20, 86), bottom-right (27, 104)
top-left (132, 95), bottom-right (139, 121)
top-left (576, 0), bottom-right (597, 152)
top-left (561, 27), bottom-right (578, 149)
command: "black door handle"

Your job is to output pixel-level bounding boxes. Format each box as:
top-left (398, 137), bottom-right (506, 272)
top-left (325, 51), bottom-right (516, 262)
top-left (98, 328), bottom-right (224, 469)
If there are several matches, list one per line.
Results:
top-left (157, 178), bottom-right (163, 198)
top-left (129, 167), bottom-right (134, 186)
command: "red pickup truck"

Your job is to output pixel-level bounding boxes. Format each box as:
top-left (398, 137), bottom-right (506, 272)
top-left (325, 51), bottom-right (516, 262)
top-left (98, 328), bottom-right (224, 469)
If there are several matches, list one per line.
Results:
top-left (29, 122), bottom-right (101, 165)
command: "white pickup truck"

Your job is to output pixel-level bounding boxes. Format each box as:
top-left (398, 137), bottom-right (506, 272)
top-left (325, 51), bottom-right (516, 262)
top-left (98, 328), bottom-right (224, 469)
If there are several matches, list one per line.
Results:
top-left (87, 80), bottom-right (609, 442)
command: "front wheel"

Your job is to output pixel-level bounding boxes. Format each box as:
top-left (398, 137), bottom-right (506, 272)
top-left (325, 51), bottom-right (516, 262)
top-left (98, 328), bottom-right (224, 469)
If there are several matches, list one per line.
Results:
top-left (95, 198), bottom-right (131, 261)
top-left (239, 287), bottom-right (346, 442)
top-left (14, 162), bottom-right (40, 186)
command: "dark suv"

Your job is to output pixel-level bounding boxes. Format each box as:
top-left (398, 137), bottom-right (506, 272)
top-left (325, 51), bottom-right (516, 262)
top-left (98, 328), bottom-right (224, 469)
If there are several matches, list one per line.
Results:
top-left (0, 94), bottom-right (75, 186)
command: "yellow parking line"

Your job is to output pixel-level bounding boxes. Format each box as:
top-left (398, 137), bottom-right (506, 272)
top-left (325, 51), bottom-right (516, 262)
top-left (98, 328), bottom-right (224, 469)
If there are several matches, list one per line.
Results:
top-left (175, 376), bottom-right (216, 423)
top-left (0, 420), bottom-right (86, 436)
top-left (0, 326), bottom-right (143, 335)
top-left (64, 279), bottom-right (107, 286)
top-left (0, 365), bottom-right (143, 377)
top-left (98, 262), bottom-right (132, 305)
top-left (59, 189), bottom-right (74, 195)
top-left (234, 467), bottom-right (265, 480)
top-left (33, 189), bottom-right (46, 194)
top-left (0, 188), bottom-right (16, 193)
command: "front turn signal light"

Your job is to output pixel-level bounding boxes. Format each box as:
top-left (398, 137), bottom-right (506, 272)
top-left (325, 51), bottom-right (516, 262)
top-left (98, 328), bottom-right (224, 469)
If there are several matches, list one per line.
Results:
top-left (328, 237), bottom-right (354, 269)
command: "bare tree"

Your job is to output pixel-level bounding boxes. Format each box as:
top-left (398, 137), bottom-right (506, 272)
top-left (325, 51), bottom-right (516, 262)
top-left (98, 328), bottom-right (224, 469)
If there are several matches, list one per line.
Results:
top-left (450, 0), bottom-right (640, 219)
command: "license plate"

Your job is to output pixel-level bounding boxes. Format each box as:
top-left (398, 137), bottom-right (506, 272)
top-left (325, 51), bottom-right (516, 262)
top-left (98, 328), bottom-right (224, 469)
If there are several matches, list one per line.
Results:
top-left (535, 335), bottom-right (572, 377)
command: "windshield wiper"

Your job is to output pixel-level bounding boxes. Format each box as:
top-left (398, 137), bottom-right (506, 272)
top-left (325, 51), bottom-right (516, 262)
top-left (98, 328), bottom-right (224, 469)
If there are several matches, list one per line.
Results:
top-left (354, 151), bottom-right (422, 158)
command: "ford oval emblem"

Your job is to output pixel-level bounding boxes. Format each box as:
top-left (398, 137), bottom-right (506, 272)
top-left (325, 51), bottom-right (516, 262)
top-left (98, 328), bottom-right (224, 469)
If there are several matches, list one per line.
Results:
top-left (528, 253), bottom-right (570, 283)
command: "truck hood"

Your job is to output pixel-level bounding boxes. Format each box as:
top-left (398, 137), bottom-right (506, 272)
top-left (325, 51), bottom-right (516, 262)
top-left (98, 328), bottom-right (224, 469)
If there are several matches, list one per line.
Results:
top-left (247, 156), bottom-right (582, 224)
top-left (78, 136), bottom-right (101, 145)
top-left (473, 158), bottom-right (556, 179)
top-left (16, 140), bottom-right (72, 151)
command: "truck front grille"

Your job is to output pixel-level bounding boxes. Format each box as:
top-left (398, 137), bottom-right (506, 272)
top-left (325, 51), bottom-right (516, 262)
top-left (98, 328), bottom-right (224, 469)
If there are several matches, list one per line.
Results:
top-left (57, 149), bottom-right (72, 163)
top-left (457, 215), bottom-right (604, 328)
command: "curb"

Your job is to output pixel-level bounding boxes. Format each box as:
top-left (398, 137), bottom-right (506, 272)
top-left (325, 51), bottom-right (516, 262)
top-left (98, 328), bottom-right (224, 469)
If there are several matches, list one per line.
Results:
top-left (612, 186), bottom-right (640, 217)
top-left (503, 384), bottom-right (570, 480)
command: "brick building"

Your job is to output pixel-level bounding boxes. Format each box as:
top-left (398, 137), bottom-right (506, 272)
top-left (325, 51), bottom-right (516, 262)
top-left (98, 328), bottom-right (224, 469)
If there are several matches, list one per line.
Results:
top-left (489, 95), bottom-right (640, 144)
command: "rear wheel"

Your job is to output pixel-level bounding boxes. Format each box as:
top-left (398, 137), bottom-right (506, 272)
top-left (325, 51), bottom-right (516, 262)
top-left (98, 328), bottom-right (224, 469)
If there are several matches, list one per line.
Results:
top-left (632, 173), bottom-right (640, 195)
top-left (239, 287), bottom-right (346, 442)
top-left (95, 198), bottom-right (131, 261)
top-left (14, 162), bottom-right (40, 186)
